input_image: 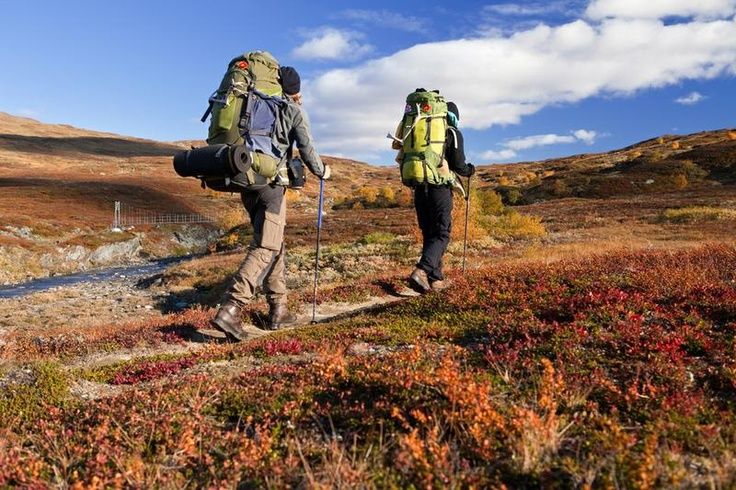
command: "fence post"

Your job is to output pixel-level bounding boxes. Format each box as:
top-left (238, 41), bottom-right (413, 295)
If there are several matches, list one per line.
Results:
top-left (112, 201), bottom-right (122, 231)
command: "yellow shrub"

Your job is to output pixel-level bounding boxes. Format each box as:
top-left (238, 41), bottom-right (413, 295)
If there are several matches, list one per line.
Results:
top-left (357, 186), bottom-right (379, 204)
top-left (490, 211), bottom-right (546, 240)
top-left (477, 189), bottom-right (504, 216)
top-left (451, 192), bottom-right (488, 242)
top-left (218, 206), bottom-right (244, 231)
top-left (379, 186), bottom-right (396, 203)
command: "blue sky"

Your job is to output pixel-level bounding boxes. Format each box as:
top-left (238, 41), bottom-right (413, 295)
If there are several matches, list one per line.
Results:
top-left (0, 0), bottom-right (734, 165)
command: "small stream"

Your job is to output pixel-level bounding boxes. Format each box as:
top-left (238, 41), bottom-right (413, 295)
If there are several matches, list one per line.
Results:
top-left (0, 257), bottom-right (190, 300)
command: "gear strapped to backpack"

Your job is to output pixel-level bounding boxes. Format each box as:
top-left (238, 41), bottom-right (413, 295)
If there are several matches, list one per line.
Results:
top-left (395, 89), bottom-right (456, 187)
top-left (196, 51), bottom-right (288, 191)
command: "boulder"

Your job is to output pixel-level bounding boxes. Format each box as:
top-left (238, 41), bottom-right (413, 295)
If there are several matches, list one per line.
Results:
top-left (88, 237), bottom-right (142, 266)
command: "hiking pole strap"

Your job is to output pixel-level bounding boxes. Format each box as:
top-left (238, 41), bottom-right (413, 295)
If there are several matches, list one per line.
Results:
top-left (311, 178), bottom-right (325, 323)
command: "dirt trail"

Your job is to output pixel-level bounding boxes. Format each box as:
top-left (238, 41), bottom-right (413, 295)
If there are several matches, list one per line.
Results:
top-left (0, 262), bottom-right (419, 401)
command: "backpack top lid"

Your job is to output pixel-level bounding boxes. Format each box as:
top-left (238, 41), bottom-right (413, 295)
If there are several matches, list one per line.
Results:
top-left (405, 89), bottom-right (447, 117)
top-left (225, 51), bottom-right (282, 97)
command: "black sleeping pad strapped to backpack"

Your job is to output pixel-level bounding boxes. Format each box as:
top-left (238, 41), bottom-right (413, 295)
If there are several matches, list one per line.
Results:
top-left (186, 50), bottom-right (290, 192)
top-left (173, 144), bottom-right (250, 178)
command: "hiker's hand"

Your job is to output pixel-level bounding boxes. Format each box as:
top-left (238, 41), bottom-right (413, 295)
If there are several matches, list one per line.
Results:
top-left (467, 163), bottom-right (476, 176)
top-left (321, 165), bottom-right (332, 181)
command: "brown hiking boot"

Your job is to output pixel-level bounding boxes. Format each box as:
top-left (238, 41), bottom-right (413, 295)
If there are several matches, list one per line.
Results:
top-left (211, 300), bottom-right (250, 342)
top-left (409, 268), bottom-right (431, 294)
top-left (267, 303), bottom-right (298, 330)
top-left (430, 279), bottom-right (450, 291)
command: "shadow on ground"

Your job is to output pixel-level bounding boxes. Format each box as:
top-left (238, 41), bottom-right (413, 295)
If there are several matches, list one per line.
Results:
top-left (0, 134), bottom-right (182, 158)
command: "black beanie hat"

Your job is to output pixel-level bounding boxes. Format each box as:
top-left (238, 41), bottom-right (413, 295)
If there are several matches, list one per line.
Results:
top-left (447, 101), bottom-right (460, 120)
top-left (279, 66), bottom-right (301, 95)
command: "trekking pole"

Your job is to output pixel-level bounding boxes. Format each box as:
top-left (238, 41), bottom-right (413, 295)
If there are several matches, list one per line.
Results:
top-left (462, 175), bottom-right (471, 273)
top-left (311, 178), bottom-right (325, 323)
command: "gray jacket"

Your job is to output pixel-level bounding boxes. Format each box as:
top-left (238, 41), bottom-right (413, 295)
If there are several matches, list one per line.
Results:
top-left (275, 99), bottom-right (325, 178)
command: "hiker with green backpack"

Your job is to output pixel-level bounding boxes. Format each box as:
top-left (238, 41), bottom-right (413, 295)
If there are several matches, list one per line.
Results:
top-left (177, 51), bottom-right (330, 341)
top-left (390, 89), bottom-right (475, 293)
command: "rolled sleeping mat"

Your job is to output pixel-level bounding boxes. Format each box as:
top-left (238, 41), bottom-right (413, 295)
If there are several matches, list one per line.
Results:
top-left (228, 144), bottom-right (251, 175)
top-left (173, 144), bottom-right (251, 178)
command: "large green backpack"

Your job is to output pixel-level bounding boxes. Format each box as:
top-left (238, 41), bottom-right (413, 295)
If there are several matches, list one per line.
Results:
top-left (199, 51), bottom-right (287, 191)
top-left (398, 90), bottom-right (455, 187)
top-left (203, 51), bottom-right (282, 145)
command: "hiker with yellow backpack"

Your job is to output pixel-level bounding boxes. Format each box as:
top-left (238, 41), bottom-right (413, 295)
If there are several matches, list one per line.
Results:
top-left (174, 51), bottom-right (331, 341)
top-left (390, 89), bottom-right (475, 293)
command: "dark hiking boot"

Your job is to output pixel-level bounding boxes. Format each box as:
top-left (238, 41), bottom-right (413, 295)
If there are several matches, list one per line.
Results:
top-left (211, 301), bottom-right (248, 342)
top-left (409, 268), bottom-right (431, 294)
top-left (430, 279), bottom-right (450, 291)
top-left (267, 303), bottom-right (298, 330)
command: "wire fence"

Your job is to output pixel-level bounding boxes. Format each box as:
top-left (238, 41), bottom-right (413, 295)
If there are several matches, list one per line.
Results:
top-left (112, 201), bottom-right (216, 229)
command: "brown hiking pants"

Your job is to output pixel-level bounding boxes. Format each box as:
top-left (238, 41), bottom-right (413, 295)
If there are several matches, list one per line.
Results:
top-left (225, 185), bottom-right (288, 307)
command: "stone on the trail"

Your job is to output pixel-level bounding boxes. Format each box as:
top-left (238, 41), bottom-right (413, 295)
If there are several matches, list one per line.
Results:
top-left (348, 342), bottom-right (373, 356)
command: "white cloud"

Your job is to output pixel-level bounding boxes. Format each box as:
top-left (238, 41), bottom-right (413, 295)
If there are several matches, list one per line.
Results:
top-left (292, 28), bottom-right (373, 61)
top-left (484, 2), bottom-right (582, 17)
top-left (303, 14), bottom-right (736, 159)
top-left (675, 91), bottom-right (707, 105)
top-left (506, 133), bottom-right (577, 150)
top-left (481, 149), bottom-right (518, 161)
top-left (573, 129), bottom-right (598, 144)
top-left (340, 9), bottom-right (426, 33)
top-left (480, 129), bottom-right (598, 162)
top-left (586, 0), bottom-right (736, 20)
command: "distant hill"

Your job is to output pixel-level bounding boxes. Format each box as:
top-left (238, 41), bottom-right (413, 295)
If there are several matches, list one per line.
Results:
top-left (476, 129), bottom-right (736, 204)
top-left (2, 110), bottom-right (734, 215)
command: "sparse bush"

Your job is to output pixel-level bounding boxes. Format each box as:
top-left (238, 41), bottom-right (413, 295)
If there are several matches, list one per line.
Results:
top-left (449, 190), bottom-right (489, 242)
top-left (659, 206), bottom-right (736, 223)
top-left (671, 173), bottom-right (688, 189)
top-left (477, 189), bottom-right (504, 216)
top-left (552, 179), bottom-right (571, 197)
top-left (357, 186), bottom-right (379, 204)
top-left (358, 231), bottom-right (397, 245)
top-left (218, 205), bottom-right (244, 231)
top-left (332, 185), bottom-right (402, 210)
top-left (379, 186), bottom-right (395, 203)
top-left (491, 211), bottom-right (546, 239)
top-left (0, 362), bottom-right (69, 426)
top-left (395, 189), bottom-right (413, 208)
top-left (505, 188), bottom-right (523, 205)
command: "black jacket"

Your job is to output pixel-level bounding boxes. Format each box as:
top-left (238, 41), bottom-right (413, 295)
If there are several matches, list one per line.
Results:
top-left (445, 127), bottom-right (473, 177)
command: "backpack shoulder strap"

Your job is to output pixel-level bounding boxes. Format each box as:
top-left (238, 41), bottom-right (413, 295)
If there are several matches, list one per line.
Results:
top-left (447, 127), bottom-right (459, 149)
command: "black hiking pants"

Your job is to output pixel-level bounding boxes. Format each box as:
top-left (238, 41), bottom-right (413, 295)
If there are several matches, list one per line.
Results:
top-left (414, 184), bottom-right (453, 282)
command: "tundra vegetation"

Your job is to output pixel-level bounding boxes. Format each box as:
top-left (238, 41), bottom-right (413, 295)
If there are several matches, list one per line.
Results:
top-left (1, 117), bottom-right (736, 487)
